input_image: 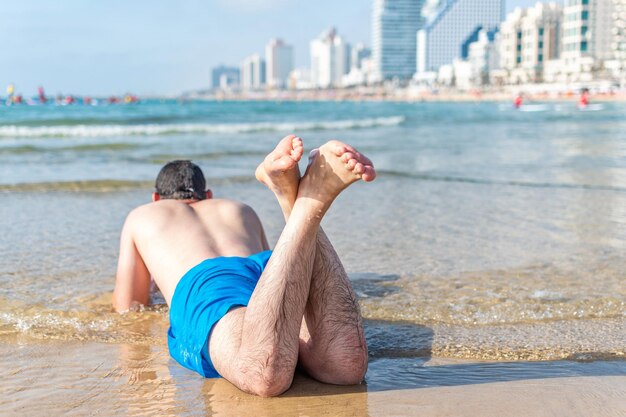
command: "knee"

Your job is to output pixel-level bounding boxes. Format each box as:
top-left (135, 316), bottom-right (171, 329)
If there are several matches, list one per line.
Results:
top-left (248, 370), bottom-right (294, 397)
top-left (237, 356), bottom-right (296, 397)
top-left (310, 346), bottom-right (368, 385)
top-left (333, 349), bottom-right (368, 384)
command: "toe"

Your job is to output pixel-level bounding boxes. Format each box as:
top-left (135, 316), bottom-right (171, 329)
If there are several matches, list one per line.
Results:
top-left (341, 152), bottom-right (355, 163)
top-left (354, 150), bottom-right (371, 165)
top-left (346, 158), bottom-right (357, 170)
top-left (343, 144), bottom-right (358, 155)
top-left (362, 166), bottom-right (376, 182)
top-left (291, 137), bottom-right (304, 160)
top-left (275, 135), bottom-right (298, 155)
top-left (330, 142), bottom-right (347, 156)
top-left (354, 162), bottom-right (365, 175)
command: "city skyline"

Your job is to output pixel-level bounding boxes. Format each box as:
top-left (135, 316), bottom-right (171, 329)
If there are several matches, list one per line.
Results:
top-left (1, 0), bottom-right (560, 95)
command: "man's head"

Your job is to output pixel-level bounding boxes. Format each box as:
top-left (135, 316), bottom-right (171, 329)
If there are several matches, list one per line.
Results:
top-left (153, 160), bottom-right (212, 202)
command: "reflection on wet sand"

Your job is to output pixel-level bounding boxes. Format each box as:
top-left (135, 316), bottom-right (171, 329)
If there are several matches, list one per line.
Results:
top-left (201, 374), bottom-right (369, 417)
top-left (115, 338), bottom-right (370, 417)
top-left (114, 343), bottom-right (179, 415)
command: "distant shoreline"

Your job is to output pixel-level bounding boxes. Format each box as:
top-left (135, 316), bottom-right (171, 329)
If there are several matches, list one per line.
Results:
top-left (185, 88), bottom-right (626, 103)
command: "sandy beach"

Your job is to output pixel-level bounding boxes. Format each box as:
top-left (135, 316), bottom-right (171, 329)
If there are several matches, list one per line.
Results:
top-left (2, 336), bottom-right (625, 416)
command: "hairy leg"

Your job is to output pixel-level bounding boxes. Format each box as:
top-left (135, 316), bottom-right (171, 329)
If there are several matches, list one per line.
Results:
top-left (209, 136), bottom-right (367, 396)
top-left (256, 137), bottom-right (375, 385)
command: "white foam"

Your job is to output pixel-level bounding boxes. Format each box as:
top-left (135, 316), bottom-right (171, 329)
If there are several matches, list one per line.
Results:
top-left (530, 290), bottom-right (567, 301)
top-left (519, 104), bottom-right (550, 112)
top-left (0, 311), bottom-right (112, 333)
top-left (0, 116), bottom-right (405, 138)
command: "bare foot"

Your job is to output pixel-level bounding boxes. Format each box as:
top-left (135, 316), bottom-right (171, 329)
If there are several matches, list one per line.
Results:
top-left (298, 140), bottom-right (376, 206)
top-left (255, 135), bottom-right (304, 203)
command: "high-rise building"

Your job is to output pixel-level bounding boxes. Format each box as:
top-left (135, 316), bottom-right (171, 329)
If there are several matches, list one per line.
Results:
top-left (547, 0), bottom-right (615, 82)
top-left (211, 66), bottom-right (240, 90)
top-left (499, 3), bottom-right (562, 84)
top-left (310, 28), bottom-right (351, 88)
top-left (562, 0), bottom-right (614, 64)
top-left (372, 0), bottom-right (425, 82)
top-left (417, 0), bottom-right (504, 74)
top-left (240, 54), bottom-right (266, 91)
top-left (265, 39), bottom-right (294, 89)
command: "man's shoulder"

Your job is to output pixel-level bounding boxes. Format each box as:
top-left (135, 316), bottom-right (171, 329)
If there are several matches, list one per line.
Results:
top-left (123, 198), bottom-right (259, 228)
top-left (122, 201), bottom-right (165, 230)
top-left (125, 201), bottom-right (162, 218)
top-left (125, 198), bottom-right (250, 216)
top-left (191, 198), bottom-right (256, 218)
top-left (192, 198), bottom-right (253, 212)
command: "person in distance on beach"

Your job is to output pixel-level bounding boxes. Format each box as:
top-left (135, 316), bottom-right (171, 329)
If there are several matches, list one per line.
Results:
top-left (112, 135), bottom-right (376, 397)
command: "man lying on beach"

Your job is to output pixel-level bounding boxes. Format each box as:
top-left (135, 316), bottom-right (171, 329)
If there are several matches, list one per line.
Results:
top-left (112, 135), bottom-right (376, 397)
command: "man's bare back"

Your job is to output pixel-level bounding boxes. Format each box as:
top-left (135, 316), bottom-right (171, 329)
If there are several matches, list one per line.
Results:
top-left (113, 198), bottom-right (268, 309)
top-left (113, 136), bottom-right (376, 396)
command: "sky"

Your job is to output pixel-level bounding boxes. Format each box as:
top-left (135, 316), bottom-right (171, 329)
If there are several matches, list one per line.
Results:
top-left (0, 0), bottom-right (560, 96)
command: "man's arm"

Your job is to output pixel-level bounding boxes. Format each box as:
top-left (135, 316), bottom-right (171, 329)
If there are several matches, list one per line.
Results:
top-left (112, 214), bottom-right (151, 313)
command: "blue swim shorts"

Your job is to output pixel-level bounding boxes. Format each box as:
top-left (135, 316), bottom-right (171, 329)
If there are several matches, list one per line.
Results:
top-left (167, 250), bottom-right (272, 378)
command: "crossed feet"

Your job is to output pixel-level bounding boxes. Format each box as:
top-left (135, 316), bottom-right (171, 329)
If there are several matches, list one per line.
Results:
top-left (255, 134), bottom-right (376, 210)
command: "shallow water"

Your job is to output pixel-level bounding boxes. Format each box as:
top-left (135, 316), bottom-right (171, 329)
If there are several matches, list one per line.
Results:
top-left (0, 100), bottom-right (625, 407)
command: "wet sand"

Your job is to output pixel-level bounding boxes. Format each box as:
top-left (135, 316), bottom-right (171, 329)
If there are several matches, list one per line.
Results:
top-left (2, 336), bottom-right (625, 416)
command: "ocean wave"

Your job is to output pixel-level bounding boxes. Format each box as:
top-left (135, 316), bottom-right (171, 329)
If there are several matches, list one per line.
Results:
top-left (0, 176), bottom-right (255, 192)
top-left (0, 180), bottom-right (152, 193)
top-left (377, 169), bottom-right (626, 192)
top-left (0, 116), bottom-right (405, 138)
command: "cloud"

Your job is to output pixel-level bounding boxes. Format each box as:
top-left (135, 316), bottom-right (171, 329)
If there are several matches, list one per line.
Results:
top-left (217, 0), bottom-right (291, 13)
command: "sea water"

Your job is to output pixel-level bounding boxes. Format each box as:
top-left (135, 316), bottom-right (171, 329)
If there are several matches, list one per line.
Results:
top-left (0, 100), bottom-right (625, 406)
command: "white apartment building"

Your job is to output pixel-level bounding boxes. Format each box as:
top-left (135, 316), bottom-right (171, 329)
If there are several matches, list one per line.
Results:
top-left (499, 3), bottom-right (562, 84)
top-left (310, 28), bottom-right (350, 88)
top-left (498, 8), bottom-right (525, 73)
top-left (555, 0), bottom-right (615, 81)
top-left (562, 0), bottom-right (613, 62)
top-left (240, 54), bottom-right (266, 90)
top-left (265, 38), bottom-right (294, 89)
top-left (372, 0), bottom-right (425, 82)
top-left (467, 29), bottom-right (499, 86)
top-left (417, 0), bottom-right (504, 74)
top-left (522, 3), bottom-right (562, 76)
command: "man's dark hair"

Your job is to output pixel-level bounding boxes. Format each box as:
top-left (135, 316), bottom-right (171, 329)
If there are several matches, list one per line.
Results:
top-left (155, 160), bottom-right (206, 200)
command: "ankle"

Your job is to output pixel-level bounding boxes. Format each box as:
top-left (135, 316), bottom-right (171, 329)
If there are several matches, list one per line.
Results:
top-left (292, 196), bottom-right (330, 221)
